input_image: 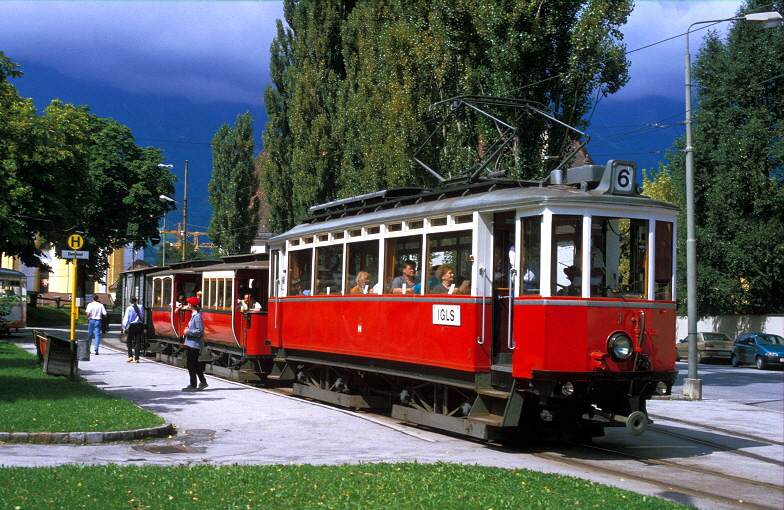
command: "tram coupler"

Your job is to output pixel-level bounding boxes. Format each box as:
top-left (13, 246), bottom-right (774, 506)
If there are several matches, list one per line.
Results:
top-left (593, 409), bottom-right (650, 436)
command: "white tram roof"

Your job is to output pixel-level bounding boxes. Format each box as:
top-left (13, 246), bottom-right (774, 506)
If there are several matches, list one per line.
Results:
top-left (270, 163), bottom-right (679, 245)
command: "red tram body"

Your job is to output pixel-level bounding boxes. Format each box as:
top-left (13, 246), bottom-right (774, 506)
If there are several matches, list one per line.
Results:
top-left (133, 159), bottom-right (679, 442)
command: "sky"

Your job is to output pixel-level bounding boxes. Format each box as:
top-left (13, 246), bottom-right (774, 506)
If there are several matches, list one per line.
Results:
top-left (0, 0), bottom-right (747, 252)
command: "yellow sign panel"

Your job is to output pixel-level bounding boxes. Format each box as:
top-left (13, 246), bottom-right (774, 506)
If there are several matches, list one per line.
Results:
top-left (67, 234), bottom-right (84, 250)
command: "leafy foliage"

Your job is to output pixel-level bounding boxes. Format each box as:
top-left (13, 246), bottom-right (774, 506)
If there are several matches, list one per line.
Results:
top-left (208, 112), bottom-right (261, 255)
top-left (0, 54), bottom-right (176, 281)
top-left (665, 0), bottom-right (784, 316)
top-left (260, 0), bottom-right (632, 232)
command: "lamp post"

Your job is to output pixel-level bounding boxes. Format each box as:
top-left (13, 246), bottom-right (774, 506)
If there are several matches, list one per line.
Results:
top-left (157, 164), bottom-right (174, 267)
top-left (682, 11), bottom-right (782, 400)
top-left (159, 194), bottom-right (183, 263)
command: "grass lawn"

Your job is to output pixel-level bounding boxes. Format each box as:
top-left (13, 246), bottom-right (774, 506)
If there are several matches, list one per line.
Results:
top-left (0, 462), bottom-right (689, 509)
top-left (26, 305), bottom-right (84, 327)
top-left (0, 340), bottom-right (163, 433)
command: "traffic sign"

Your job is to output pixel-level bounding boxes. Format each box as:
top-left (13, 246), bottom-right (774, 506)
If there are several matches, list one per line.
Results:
top-left (62, 250), bottom-right (89, 260)
top-left (67, 234), bottom-right (85, 250)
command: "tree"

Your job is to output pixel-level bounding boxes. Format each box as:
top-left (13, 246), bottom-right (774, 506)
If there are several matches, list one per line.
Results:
top-left (260, 0), bottom-right (632, 232)
top-left (665, 0), bottom-right (784, 316)
top-left (0, 53), bottom-right (176, 281)
top-left (208, 112), bottom-right (261, 256)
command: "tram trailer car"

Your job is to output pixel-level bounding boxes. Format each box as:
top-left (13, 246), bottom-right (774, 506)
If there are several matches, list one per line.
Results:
top-left (267, 160), bottom-right (679, 441)
top-left (144, 254), bottom-right (271, 381)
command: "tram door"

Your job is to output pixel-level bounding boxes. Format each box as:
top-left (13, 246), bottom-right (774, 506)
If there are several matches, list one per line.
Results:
top-left (492, 211), bottom-right (516, 366)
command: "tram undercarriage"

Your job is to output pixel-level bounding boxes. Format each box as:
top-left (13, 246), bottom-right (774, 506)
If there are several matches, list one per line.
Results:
top-left (267, 350), bottom-right (672, 442)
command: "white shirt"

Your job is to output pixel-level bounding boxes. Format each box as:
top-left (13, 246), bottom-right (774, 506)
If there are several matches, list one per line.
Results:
top-left (86, 301), bottom-right (106, 321)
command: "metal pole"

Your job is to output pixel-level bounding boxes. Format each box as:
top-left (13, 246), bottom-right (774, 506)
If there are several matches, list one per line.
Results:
top-left (69, 259), bottom-right (77, 341)
top-left (182, 160), bottom-right (188, 262)
top-left (683, 26), bottom-right (701, 399)
top-left (162, 214), bottom-right (166, 267)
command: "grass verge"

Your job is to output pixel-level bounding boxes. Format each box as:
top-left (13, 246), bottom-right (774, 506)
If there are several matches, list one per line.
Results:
top-left (26, 305), bottom-right (85, 327)
top-left (0, 462), bottom-right (688, 509)
top-left (0, 340), bottom-right (163, 433)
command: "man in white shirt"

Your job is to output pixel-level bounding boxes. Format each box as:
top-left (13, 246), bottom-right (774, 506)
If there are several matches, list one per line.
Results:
top-left (85, 295), bottom-right (107, 355)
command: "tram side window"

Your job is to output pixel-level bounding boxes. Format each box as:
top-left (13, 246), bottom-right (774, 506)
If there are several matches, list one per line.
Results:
top-left (153, 279), bottom-right (163, 306)
top-left (163, 278), bottom-right (173, 307)
top-left (288, 249), bottom-right (313, 296)
top-left (552, 215), bottom-right (583, 296)
top-left (384, 234), bottom-right (422, 295)
top-left (520, 216), bottom-right (542, 295)
top-left (655, 221), bottom-right (674, 300)
top-left (204, 278), bottom-right (232, 310)
top-left (426, 230), bottom-right (472, 294)
top-left (590, 217), bottom-right (649, 298)
top-left (316, 244), bottom-right (343, 295)
top-left (345, 240), bottom-right (380, 294)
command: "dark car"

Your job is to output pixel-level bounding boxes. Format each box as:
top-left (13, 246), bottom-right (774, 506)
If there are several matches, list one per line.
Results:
top-left (675, 332), bottom-right (734, 363)
top-left (731, 333), bottom-right (784, 370)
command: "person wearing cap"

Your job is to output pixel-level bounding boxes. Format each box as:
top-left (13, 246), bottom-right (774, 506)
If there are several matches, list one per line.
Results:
top-left (182, 297), bottom-right (208, 392)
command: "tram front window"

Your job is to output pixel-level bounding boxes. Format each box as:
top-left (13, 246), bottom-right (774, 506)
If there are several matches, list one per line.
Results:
top-left (590, 217), bottom-right (648, 298)
top-left (552, 215), bottom-right (583, 296)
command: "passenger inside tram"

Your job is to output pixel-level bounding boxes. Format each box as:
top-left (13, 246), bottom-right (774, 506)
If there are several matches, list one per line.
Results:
top-left (431, 264), bottom-right (468, 294)
top-left (350, 271), bottom-right (371, 294)
top-left (239, 293), bottom-right (262, 312)
top-left (391, 260), bottom-right (418, 294)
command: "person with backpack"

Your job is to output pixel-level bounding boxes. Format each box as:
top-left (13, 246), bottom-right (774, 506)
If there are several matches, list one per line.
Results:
top-left (122, 296), bottom-right (145, 363)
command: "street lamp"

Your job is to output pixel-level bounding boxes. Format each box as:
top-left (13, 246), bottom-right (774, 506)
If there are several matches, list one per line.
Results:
top-left (682, 11), bottom-right (782, 400)
top-left (157, 163), bottom-right (174, 267)
top-left (159, 194), bottom-right (182, 264)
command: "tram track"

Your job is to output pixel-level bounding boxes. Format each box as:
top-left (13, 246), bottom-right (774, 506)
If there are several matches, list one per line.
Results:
top-left (523, 421), bottom-right (784, 510)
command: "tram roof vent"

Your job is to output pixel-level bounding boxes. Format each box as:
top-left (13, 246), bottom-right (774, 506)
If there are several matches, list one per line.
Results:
top-left (565, 165), bottom-right (605, 188)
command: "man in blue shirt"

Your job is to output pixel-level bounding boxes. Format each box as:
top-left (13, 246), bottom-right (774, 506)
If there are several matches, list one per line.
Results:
top-left (122, 296), bottom-right (144, 363)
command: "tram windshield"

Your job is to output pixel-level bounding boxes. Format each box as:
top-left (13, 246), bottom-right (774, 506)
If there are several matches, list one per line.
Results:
top-left (590, 217), bottom-right (648, 298)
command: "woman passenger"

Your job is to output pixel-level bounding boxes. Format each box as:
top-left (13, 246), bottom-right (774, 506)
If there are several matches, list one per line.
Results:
top-left (350, 271), bottom-right (370, 294)
top-left (431, 264), bottom-right (458, 294)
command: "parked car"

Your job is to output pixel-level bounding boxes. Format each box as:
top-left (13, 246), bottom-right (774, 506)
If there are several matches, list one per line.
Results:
top-left (731, 333), bottom-right (784, 370)
top-left (675, 332), bottom-right (734, 363)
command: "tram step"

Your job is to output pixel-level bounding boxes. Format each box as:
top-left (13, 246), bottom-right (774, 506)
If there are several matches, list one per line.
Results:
top-left (476, 388), bottom-right (511, 399)
top-left (467, 413), bottom-right (504, 427)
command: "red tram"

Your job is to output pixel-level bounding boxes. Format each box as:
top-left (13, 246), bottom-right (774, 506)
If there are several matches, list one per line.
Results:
top-left (143, 254), bottom-right (272, 381)
top-left (132, 159), bottom-right (678, 442)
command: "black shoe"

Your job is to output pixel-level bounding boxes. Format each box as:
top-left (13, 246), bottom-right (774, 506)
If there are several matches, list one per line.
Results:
top-left (198, 382), bottom-right (209, 390)
top-left (95, 350), bottom-right (99, 355)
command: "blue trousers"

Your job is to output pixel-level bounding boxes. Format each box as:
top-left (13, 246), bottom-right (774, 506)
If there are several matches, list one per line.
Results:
top-left (87, 319), bottom-right (102, 351)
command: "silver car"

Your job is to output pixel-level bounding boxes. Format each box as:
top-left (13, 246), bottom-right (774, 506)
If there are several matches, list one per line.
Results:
top-left (676, 332), bottom-right (734, 363)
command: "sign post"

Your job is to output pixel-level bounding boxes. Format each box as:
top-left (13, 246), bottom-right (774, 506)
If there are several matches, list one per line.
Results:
top-left (66, 235), bottom-right (84, 341)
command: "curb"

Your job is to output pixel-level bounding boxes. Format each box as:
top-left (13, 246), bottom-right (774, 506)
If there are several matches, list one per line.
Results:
top-left (0, 423), bottom-right (176, 444)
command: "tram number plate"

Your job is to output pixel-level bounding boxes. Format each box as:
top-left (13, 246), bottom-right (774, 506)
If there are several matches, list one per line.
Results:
top-left (433, 305), bottom-right (461, 327)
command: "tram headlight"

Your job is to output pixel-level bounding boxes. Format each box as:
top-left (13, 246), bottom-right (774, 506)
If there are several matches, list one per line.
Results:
top-left (607, 332), bottom-right (633, 361)
top-left (561, 382), bottom-right (574, 396)
top-left (656, 381), bottom-right (668, 395)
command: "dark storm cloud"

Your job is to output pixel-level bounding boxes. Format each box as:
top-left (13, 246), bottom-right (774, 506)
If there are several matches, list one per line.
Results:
top-left (0, 1), bottom-right (284, 106)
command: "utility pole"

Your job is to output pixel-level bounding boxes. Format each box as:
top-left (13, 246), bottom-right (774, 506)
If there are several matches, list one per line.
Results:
top-left (182, 160), bottom-right (188, 262)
